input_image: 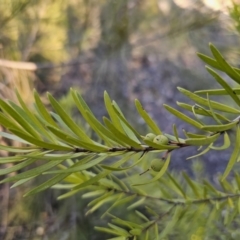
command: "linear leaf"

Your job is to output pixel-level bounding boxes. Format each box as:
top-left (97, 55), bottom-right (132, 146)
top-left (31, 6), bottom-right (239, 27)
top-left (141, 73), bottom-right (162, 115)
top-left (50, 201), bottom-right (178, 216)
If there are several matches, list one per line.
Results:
top-left (198, 51), bottom-right (240, 76)
top-left (135, 99), bottom-right (162, 134)
top-left (112, 104), bottom-right (142, 139)
top-left (34, 90), bottom-right (58, 127)
top-left (0, 112), bottom-right (27, 133)
top-left (0, 99), bottom-right (41, 140)
top-left (177, 102), bottom-right (231, 122)
top-left (172, 124), bottom-right (180, 142)
top-left (163, 133), bottom-right (185, 143)
top-left (183, 130), bottom-right (207, 138)
top-left (207, 93), bottom-right (222, 124)
top-left (48, 93), bottom-right (92, 142)
top-left (101, 153), bottom-right (147, 171)
top-left (47, 125), bottom-right (108, 152)
top-left (186, 144), bottom-right (212, 160)
top-left (167, 173), bottom-right (186, 198)
top-left (163, 104), bottom-right (203, 129)
top-left (178, 87), bottom-right (240, 114)
top-left (0, 158), bottom-right (36, 176)
top-left (209, 43), bottom-right (240, 85)
top-left (24, 173), bottom-right (71, 196)
top-left (201, 121), bottom-right (238, 132)
top-left (195, 88), bottom-right (240, 95)
top-left (0, 144), bottom-right (38, 153)
top-left (222, 125), bottom-right (240, 181)
top-left (101, 195), bottom-right (136, 219)
top-left (182, 172), bottom-right (200, 197)
top-left (0, 159), bottom-right (64, 184)
top-left (45, 155), bottom-right (107, 174)
top-left (15, 90), bottom-right (57, 142)
top-left (206, 67), bottom-right (240, 107)
top-left (210, 132), bottom-right (230, 150)
top-left (185, 133), bottom-right (220, 146)
top-left (85, 111), bottom-right (125, 145)
top-left (104, 92), bottom-right (124, 133)
top-left (9, 128), bottom-right (73, 151)
top-left (103, 117), bottom-right (142, 148)
top-left (73, 153), bottom-right (133, 190)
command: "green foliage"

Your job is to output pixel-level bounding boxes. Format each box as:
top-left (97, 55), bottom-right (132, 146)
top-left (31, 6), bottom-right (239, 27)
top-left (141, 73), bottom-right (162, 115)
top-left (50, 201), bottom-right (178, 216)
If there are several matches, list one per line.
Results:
top-left (1, 43), bottom-right (240, 238)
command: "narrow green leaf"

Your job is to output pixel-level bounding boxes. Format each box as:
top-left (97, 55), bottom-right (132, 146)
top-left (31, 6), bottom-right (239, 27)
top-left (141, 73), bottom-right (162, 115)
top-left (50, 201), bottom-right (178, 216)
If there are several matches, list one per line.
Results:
top-left (163, 133), bottom-right (185, 143)
top-left (82, 190), bottom-right (106, 198)
top-left (0, 99), bottom-right (41, 140)
top-left (0, 158), bottom-right (36, 176)
top-left (191, 105), bottom-right (204, 125)
top-left (47, 125), bottom-right (108, 152)
top-left (108, 223), bottom-right (130, 237)
top-left (48, 93), bottom-right (92, 143)
top-left (85, 111), bottom-right (126, 145)
top-left (101, 195), bottom-right (135, 218)
top-left (0, 159), bottom-right (64, 184)
top-left (211, 132), bottom-right (230, 150)
top-left (206, 67), bottom-right (240, 107)
top-left (135, 210), bottom-right (149, 221)
top-left (172, 124), bottom-right (180, 142)
top-left (167, 173), bottom-right (186, 198)
top-left (182, 172), bottom-right (200, 197)
top-left (0, 112), bottom-right (27, 133)
top-left (178, 87), bottom-right (240, 114)
top-left (101, 153), bottom-right (147, 171)
top-left (209, 43), bottom-right (240, 85)
top-left (197, 53), bottom-right (224, 71)
top-left (207, 93), bottom-right (222, 124)
top-left (34, 90), bottom-right (58, 127)
top-left (15, 90), bottom-right (57, 142)
top-left (186, 144), bottom-right (212, 160)
top-left (222, 125), bottom-right (240, 181)
top-left (159, 206), bottom-right (182, 238)
top-left (94, 227), bottom-right (122, 237)
top-left (177, 102), bottom-right (231, 122)
top-left (201, 121), bottom-right (238, 132)
top-left (73, 153), bottom-right (133, 190)
top-left (88, 191), bottom-right (114, 208)
top-left (45, 155), bottom-right (107, 174)
top-left (135, 99), bottom-right (162, 134)
top-left (195, 88), bottom-right (240, 95)
top-left (183, 130), bottom-right (207, 138)
top-left (11, 177), bottom-right (34, 188)
top-left (0, 143), bottom-right (38, 152)
top-left (71, 89), bottom-right (116, 145)
top-left (111, 215), bottom-right (142, 229)
top-left (24, 173), bottom-right (72, 196)
top-left (185, 133), bottom-right (220, 146)
top-left (104, 92), bottom-right (124, 133)
top-left (9, 128), bottom-right (74, 151)
top-left (198, 51), bottom-right (240, 76)
top-left (112, 104), bottom-right (142, 139)
top-left (86, 194), bottom-right (120, 216)
top-left (103, 117), bottom-right (142, 148)
top-left (163, 104), bottom-right (203, 129)
top-left (127, 197), bottom-right (145, 210)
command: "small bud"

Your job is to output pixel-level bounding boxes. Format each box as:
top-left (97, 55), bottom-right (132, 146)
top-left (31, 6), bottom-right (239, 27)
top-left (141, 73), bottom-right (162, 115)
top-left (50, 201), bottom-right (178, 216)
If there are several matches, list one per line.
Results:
top-left (144, 133), bottom-right (156, 141)
top-left (153, 135), bottom-right (169, 145)
top-left (151, 158), bottom-right (164, 172)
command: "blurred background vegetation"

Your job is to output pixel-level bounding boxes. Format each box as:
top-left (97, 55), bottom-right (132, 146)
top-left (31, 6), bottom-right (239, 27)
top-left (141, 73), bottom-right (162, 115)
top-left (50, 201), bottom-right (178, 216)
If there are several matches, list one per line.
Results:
top-left (0, 0), bottom-right (240, 239)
